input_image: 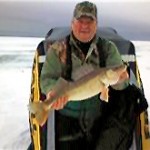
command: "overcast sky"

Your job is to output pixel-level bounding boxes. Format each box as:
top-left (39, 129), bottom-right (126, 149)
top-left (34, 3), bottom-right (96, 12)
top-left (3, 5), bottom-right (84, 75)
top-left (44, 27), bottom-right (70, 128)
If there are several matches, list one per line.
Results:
top-left (0, 0), bottom-right (150, 40)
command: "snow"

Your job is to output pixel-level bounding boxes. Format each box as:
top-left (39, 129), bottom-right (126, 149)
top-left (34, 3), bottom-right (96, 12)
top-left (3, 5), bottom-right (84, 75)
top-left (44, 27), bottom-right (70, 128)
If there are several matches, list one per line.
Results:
top-left (0, 52), bottom-right (34, 149)
top-left (0, 41), bottom-right (150, 149)
top-left (133, 41), bottom-right (150, 116)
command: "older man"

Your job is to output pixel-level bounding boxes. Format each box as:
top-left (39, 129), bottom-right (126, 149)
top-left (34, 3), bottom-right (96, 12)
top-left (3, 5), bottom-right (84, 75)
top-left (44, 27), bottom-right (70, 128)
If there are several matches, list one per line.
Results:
top-left (40, 1), bottom-right (137, 150)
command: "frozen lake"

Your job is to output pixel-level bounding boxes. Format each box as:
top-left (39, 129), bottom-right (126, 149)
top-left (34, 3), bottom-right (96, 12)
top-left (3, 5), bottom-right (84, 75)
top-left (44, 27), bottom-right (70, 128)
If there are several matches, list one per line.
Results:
top-left (0, 41), bottom-right (150, 149)
top-left (0, 50), bottom-right (34, 149)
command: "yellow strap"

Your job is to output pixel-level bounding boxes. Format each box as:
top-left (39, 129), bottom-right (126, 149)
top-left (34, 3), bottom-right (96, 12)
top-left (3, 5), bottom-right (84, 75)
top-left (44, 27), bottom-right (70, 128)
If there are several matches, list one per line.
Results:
top-left (136, 61), bottom-right (150, 150)
top-left (29, 51), bottom-right (41, 150)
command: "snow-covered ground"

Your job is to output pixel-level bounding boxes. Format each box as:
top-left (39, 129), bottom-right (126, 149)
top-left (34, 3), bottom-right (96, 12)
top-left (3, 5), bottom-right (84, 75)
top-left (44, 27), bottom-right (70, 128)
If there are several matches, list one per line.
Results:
top-left (0, 50), bottom-right (34, 150)
top-left (133, 41), bottom-right (150, 117)
top-left (0, 41), bottom-right (149, 149)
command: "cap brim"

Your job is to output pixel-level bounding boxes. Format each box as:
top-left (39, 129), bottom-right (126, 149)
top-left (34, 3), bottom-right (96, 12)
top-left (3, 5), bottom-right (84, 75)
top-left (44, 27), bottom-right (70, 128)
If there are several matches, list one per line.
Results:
top-left (75, 13), bottom-right (96, 20)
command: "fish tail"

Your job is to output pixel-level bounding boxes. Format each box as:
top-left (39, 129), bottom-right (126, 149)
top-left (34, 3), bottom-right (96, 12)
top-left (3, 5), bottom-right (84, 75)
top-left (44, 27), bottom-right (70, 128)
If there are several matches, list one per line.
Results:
top-left (28, 101), bottom-right (49, 126)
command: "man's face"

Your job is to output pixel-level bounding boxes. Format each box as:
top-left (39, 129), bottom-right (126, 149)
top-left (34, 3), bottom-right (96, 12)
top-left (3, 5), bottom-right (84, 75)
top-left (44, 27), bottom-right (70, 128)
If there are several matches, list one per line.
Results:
top-left (71, 16), bottom-right (97, 43)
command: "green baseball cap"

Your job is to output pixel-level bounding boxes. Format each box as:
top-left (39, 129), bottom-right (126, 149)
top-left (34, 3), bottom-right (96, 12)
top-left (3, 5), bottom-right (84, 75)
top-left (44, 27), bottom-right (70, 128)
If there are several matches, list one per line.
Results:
top-left (73, 1), bottom-right (97, 20)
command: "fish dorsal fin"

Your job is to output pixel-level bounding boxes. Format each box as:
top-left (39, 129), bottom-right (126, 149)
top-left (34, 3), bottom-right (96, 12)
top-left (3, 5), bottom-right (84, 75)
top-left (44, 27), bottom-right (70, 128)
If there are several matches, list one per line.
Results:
top-left (53, 77), bottom-right (68, 93)
top-left (72, 64), bottom-right (95, 81)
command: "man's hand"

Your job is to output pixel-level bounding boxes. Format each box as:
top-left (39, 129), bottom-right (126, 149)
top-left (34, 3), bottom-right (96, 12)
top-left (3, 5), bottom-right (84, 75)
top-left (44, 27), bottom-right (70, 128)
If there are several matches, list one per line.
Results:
top-left (47, 91), bottom-right (68, 110)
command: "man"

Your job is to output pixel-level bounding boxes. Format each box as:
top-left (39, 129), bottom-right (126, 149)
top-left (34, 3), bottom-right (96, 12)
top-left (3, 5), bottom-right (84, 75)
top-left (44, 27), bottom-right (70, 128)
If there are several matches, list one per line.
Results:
top-left (40, 1), bottom-right (139, 150)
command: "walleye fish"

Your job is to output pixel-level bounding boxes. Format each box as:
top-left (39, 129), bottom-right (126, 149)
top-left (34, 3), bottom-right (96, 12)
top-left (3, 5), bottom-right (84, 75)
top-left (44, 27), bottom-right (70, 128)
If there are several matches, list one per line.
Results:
top-left (29, 64), bottom-right (128, 126)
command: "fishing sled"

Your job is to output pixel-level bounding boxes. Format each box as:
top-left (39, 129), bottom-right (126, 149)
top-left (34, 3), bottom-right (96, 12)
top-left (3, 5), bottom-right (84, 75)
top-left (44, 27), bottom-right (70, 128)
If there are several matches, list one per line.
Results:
top-left (28, 27), bottom-right (150, 150)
